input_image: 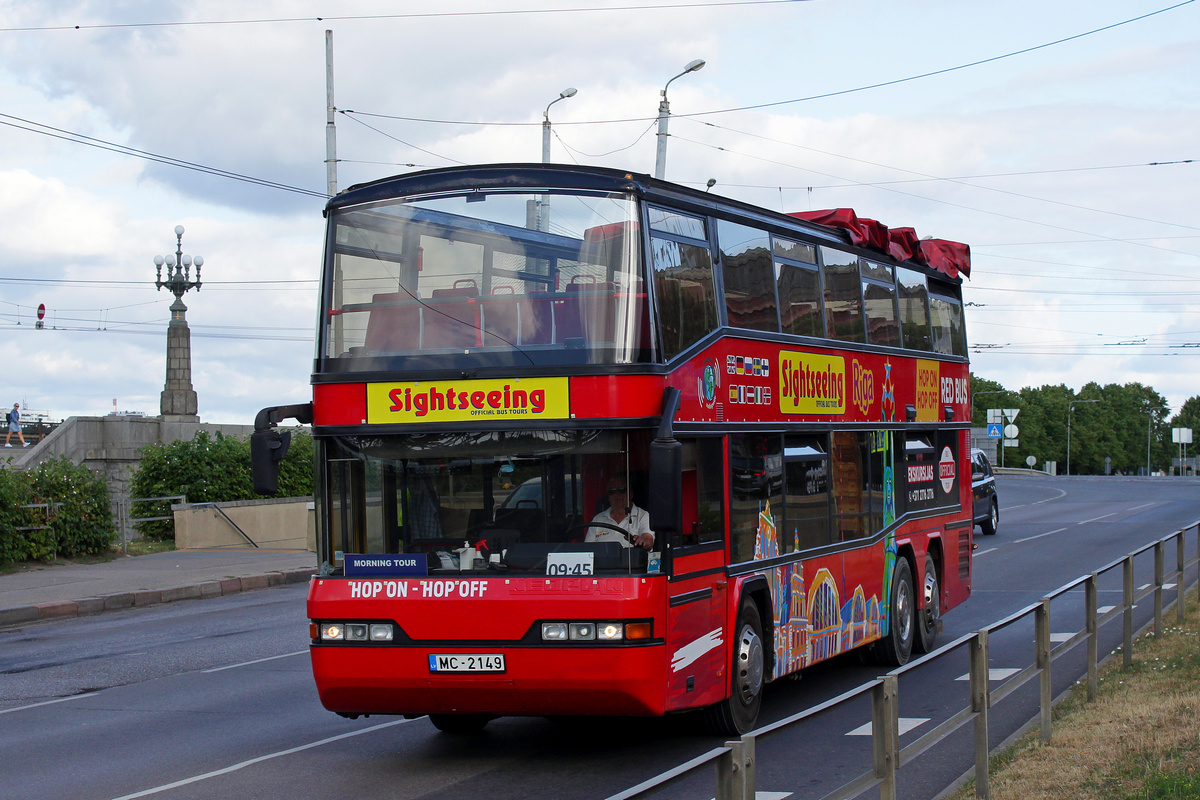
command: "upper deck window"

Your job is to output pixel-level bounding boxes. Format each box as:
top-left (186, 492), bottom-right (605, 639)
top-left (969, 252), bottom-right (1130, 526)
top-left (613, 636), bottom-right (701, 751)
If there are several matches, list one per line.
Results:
top-left (323, 191), bottom-right (652, 370)
top-left (897, 267), bottom-right (932, 352)
top-left (717, 220), bottom-right (777, 333)
top-left (862, 259), bottom-right (900, 348)
top-left (929, 283), bottom-right (967, 356)
top-left (650, 208), bottom-right (718, 360)
top-left (820, 247), bottom-right (865, 344)
top-left (773, 236), bottom-right (822, 339)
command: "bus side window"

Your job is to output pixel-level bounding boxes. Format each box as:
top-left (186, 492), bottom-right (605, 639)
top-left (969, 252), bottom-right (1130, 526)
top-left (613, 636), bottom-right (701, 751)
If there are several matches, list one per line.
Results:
top-left (717, 220), bottom-right (778, 333)
top-left (729, 433), bottom-right (783, 563)
top-left (677, 438), bottom-right (724, 547)
top-left (831, 431), bottom-right (871, 541)
top-left (783, 434), bottom-right (832, 552)
top-left (650, 210), bottom-right (719, 360)
top-left (820, 247), bottom-right (865, 344)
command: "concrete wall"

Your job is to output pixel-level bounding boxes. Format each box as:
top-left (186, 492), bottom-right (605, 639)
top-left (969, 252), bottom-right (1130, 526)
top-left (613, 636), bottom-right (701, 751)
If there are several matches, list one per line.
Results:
top-left (2, 415), bottom-right (255, 541)
top-left (173, 497), bottom-right (315, 551)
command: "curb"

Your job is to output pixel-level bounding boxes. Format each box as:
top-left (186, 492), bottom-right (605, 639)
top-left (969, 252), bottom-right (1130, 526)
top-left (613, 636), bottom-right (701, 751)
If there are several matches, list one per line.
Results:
top-left (0, 568), bottom-right (316, 628)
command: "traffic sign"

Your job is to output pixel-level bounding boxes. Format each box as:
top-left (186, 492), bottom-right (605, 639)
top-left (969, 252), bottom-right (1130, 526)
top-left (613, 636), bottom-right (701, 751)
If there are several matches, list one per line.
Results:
top-left (1003, 409), bottom-right (1019, 422)
top-left (987, 424), bottom-right (1002, 439)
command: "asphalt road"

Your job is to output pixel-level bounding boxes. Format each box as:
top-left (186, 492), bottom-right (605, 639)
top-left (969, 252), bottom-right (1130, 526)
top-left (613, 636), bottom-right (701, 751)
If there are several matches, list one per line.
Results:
top-left (2, 475), bottom-right (1197, 800)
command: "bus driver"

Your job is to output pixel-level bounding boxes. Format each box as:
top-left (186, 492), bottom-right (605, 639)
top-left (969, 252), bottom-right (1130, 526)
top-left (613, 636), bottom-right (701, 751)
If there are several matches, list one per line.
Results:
top-left (586, 476), bottom-right (655, 550)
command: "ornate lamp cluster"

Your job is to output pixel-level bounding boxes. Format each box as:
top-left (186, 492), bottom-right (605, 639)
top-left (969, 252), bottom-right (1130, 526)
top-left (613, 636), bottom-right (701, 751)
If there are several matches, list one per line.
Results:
top-left (154, 224), bottom-right (203, 301)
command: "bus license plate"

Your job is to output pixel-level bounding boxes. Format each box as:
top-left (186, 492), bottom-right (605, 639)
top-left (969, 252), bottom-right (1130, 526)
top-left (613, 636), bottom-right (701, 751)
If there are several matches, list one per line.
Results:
top-left (429, 654), bottom-right (506, 673)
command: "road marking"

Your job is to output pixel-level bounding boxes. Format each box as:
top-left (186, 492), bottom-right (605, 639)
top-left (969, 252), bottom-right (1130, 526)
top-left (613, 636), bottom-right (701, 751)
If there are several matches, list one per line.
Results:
top-left (847, 717), bottom-right (928, 736)
top-left (974, 547), bottom-right (997, 556)
top-left (709, 794), bottom-right (792, 800)
top-left (109, 718), bottom-right (416, 799)
top-left (955, 668), bottom-right (1020, 682)
top-left (1049, 633), bottom-right (1074, 643)
top-left (1014, 527), bottom-right (1067, 543)
top-left (1098, 606), bottom-right (1115, 614)
top-left (0, 692), bottom-right (98, 716)
top-left (203, 650), bottom-right (307, 673)
top-left (1128, 502), bottom-right (1157, 511)
top-left (1077, 513), bottom-right (1116, 525)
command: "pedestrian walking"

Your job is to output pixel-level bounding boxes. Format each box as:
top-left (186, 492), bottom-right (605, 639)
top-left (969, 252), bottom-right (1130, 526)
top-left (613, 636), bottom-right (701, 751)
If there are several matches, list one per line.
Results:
top-left (5, 403), bottom-right (26, 447)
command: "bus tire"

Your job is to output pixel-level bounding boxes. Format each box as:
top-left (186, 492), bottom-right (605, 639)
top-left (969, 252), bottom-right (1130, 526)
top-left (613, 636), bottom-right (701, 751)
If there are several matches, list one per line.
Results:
top-left (703, 596), bottom-right (765, 736)
top-left (428, 713), bottom-right (490, 734)
top-left (876, 557), bottom-right (915, 666)
top-left (915, 553), bottom-right (940, 654)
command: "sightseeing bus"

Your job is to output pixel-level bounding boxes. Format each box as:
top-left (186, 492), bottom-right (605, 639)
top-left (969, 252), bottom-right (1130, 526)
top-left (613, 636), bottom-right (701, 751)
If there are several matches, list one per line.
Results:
top-left (252, 163), bottom-right (974, 735)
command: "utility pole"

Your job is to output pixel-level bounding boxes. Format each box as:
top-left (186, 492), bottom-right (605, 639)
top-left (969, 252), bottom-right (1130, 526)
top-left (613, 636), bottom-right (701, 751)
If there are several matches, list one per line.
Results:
top-left (326, 30), bottom-right (337, 197)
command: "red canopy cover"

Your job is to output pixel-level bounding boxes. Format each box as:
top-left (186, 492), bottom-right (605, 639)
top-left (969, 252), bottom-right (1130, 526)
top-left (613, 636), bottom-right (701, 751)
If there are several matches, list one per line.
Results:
top-left (789, 208), bottom-right (970, 280)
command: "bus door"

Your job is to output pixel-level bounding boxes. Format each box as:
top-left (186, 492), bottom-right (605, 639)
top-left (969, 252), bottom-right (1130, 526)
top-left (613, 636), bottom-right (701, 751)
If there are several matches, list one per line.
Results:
top-left (665, 437), bottom-right (728, 711)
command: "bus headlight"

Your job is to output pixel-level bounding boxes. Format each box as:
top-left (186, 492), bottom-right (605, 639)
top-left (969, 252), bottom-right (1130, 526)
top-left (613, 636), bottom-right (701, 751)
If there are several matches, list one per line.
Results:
top-left (568, 622), bottom-right (596, 640)
top-left (369, 624), bottom-right (393, 642)
top-left (320, 623), bottom-right (343, 641)
top-left (597, 623), bottom-right (624, 641)
top-left (541, 622), bottom-right (569, 641)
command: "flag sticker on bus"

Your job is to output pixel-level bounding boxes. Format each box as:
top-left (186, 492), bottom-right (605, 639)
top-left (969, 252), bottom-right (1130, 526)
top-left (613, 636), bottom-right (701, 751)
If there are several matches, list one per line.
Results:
top-left (366, 377), bottom-right (569, 423)
top-left (778, 351), bottom-right (846, 414)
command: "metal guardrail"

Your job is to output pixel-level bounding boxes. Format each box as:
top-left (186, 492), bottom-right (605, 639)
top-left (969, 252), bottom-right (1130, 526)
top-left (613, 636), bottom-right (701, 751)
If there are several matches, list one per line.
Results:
top-left (191, 502), bottom-right (259, 548)
top-left (119, 495), bottom-right (187, 552)
top-left (16, 502), bottom-right (64, 560)
top-left (607, 521), bottom-right (1200, 800)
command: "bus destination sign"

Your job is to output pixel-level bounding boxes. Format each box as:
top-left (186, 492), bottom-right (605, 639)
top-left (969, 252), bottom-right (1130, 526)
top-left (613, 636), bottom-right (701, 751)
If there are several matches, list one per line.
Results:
top-left (366, 377), bottom-right (570, 424)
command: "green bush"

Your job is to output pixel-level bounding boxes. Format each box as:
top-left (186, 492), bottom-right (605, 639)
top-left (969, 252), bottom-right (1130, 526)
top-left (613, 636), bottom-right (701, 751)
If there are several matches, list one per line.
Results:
top-left (129, 430), bottom-right (313, 540)
top-left (0, 457), bottom-right (114, 564)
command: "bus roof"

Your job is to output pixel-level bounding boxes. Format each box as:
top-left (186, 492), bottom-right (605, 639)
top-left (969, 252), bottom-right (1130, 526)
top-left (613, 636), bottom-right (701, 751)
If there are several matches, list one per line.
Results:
top-left (331, 163), bottom-right (969, 283)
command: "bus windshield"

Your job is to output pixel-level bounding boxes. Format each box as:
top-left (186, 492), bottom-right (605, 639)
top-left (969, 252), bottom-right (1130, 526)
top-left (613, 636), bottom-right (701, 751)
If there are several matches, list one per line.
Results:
top-left (323, 190), bottom-right (651, 368)
top-left (322, 429), bottom-right (656, 575)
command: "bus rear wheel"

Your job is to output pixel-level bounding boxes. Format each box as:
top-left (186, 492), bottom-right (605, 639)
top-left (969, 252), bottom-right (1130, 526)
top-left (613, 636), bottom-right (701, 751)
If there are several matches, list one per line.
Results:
top-left (428, 713), bottom-right (491, 734)
top-left (875, 557), bottom-right (915, 666)
top-left (703, 597), bottom-right (765, 736)
top-left (915, 553), bottom-right (940, 654)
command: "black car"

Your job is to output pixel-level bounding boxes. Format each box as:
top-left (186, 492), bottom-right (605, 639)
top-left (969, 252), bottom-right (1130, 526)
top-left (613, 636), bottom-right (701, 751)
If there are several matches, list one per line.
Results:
top-left (971, 448), bottom-right (999, 535)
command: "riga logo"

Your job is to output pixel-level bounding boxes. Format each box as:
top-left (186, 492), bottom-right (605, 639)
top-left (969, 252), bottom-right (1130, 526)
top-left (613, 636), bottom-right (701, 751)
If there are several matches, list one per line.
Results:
top-left (852, 360), bottom-right (874, 417)
top-left (939, 447), bottom-right (956, 493)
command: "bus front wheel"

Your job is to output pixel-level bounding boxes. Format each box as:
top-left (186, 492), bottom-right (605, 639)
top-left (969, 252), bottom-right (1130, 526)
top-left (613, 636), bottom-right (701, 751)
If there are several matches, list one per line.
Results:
top-left (876, 557), bottom-right (915, 666)
top-left (703, 596), bottom-right (765, 735)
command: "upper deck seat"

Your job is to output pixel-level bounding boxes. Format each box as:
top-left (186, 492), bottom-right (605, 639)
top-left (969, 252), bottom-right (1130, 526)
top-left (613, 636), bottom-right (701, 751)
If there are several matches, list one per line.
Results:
top-left (425, 281), bottom-right (481, 349)
top-left (363, 292), bottom-right (421, 352)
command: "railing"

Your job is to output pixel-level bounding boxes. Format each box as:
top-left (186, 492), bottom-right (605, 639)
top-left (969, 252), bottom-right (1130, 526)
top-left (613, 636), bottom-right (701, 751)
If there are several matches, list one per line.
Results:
top-left (607, 521), bottom-right (1200, 800)
top-left (16, 502), bottom-right (64, 560)
top-left (118, 495), bottom-right (187, 552)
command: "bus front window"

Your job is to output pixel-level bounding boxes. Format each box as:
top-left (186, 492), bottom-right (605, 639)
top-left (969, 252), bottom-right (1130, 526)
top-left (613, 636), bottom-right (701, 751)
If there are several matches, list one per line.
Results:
top-left (320, 430), bottom-right (657, 575)
top-left (324, 191), bottom-right (652, 368)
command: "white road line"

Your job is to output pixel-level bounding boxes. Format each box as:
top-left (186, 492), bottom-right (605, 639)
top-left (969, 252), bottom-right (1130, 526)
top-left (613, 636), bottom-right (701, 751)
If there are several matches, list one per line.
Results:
top-left (1032, 489), bottom-right (1069, 505)
top-left (1049, 633), bottom-right (1075, 643)
top-left (847, 717), bottom-right (928, 736)
top-left (203, 651), bottom-right (307, 673)
top-left (974, 547), bottom-right (998, 556)
top-left (0, 692), bottom-right (98, 715)
top-left (1014, 527), bottom-right (1068, 544)
top-left (955, 668), bottom-right (1020, 682)
top-left (110, 718), bottom-right (416, 800)
top-left (1128, 502), bottom-right (1157, 511)
top-left (1077, 513), bottom-right (1116, 525)
top-left (1097, 606), bottom-right (1115, 614)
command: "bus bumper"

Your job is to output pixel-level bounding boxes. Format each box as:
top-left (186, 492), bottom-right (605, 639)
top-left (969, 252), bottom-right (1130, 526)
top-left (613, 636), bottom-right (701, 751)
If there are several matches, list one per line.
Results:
top-left (310, 643), bottom-right (668, 717)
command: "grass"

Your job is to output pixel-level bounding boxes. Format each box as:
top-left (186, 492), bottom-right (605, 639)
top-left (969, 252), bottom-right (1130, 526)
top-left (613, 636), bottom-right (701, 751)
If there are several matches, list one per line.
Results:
top-left (949, 587), bottom-right (1200, 800)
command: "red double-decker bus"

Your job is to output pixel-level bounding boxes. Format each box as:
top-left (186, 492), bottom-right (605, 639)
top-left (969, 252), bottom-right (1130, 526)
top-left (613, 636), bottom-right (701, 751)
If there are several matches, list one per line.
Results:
top-left (252, 164), bottom-right (974, 735)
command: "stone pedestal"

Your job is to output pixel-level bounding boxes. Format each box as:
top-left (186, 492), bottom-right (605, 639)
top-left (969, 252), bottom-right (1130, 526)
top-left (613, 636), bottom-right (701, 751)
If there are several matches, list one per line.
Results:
top-left (160, 297), bottom-right (199, 422)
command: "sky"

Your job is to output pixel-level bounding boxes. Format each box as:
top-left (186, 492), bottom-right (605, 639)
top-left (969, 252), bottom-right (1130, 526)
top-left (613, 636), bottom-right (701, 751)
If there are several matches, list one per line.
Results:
top-left (1, 0), bottom-right (1197, 426)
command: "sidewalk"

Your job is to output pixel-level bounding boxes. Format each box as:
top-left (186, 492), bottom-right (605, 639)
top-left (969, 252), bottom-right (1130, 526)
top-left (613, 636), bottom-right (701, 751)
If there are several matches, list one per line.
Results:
top-left (0, 548), bottom-right (318, 627)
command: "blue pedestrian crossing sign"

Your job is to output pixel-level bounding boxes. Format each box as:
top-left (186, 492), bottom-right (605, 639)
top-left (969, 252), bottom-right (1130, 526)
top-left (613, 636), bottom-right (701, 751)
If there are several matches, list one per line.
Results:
top-left (987, 423), bottom-right (1002, 439)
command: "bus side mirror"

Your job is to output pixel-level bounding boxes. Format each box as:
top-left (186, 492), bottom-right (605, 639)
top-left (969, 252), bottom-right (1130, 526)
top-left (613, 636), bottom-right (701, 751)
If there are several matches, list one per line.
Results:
top-left (648, 437), bottom-right (681, 536)
top-left (251, 428), bottom-right (292, 495)
top-left (648, 386), bottom-right (683, 537)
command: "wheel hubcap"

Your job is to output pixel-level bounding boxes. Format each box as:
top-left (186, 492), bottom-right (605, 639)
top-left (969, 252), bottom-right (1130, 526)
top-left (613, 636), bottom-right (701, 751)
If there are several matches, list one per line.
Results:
top-left (896, 580), bottom-right (912, 642)
top-left (923, 571), bottom-right (939, 628)
top-left (734, 623), bottom-right (764, 703)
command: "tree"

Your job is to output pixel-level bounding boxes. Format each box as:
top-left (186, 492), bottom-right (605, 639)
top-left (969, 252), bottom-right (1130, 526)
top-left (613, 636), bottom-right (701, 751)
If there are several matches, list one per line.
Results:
top-left (130, 430), bottom-right (313, 540)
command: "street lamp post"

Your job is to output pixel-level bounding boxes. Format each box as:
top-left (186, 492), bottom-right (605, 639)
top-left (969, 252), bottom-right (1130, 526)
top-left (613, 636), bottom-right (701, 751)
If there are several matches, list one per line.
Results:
top-left (654, 59), bottom-right (705, 180)
top-left (1066, 399), bottom-right (1099, 476)
top-left (542, 87), bottom-right (577, 164)
top-left (153, 225), bottom-right (203, 421)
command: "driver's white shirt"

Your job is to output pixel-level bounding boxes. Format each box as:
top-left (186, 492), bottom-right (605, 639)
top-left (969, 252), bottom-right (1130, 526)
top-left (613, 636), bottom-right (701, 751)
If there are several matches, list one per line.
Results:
top-left (585, 503), bottom-right (653, 549)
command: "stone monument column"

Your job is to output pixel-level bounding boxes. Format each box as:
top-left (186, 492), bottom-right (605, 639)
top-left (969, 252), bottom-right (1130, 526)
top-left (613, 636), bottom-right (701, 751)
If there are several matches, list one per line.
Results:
top-left (154, 225), bottom-right (203, 423)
